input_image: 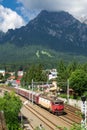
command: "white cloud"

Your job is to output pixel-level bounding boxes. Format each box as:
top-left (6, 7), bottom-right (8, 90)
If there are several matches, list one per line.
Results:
top-left (0, 5), bottom-right (26, 33)
top-left (17, 6), bottom-right (40, 21)
top-left (17, 0), bottom-right (87, 20)
top-left (1, 0), bottom-right (87, 32)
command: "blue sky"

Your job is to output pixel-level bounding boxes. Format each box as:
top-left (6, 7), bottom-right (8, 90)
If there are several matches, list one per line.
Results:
top-left (1, 0), bottom-right (19, 10)
top-left (0, 0), bottom-right (87, 32)
top-left (1, 0), bottom-right (39, 22)
top-left (0, 0), bottom-right (40, 32)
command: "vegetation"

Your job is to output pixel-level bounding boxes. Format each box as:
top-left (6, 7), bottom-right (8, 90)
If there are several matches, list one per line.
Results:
top-left (57, 61), bottom-right (87, 97)
top-left (1, 43), bottom-right (87, 71)
top-left (34, 123), bottom-right (86, 130)
top-left (18, 60), bottom-right (87, 97)
top-left (21, 64), bottom-right (48, 89)
top-left (0, 43), bottom-right (60, 66)
top-left (0, 73), bottom-right (5, 83)
top-left (69, 69), bottom-right (87, 96)
top-left (0, 91), bottom-right (22, 130)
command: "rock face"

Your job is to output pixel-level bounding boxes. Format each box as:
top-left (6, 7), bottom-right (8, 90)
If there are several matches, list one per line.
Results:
top-left (1, 10), bottom-right (87, 55)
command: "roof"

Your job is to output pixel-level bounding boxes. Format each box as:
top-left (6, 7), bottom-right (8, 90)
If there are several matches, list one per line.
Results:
top-left (40, 95), bottom-right (63, 103)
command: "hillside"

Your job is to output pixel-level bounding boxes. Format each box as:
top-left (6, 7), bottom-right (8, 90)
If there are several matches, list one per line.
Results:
top-left (0, 43), bottom-right (87, 67)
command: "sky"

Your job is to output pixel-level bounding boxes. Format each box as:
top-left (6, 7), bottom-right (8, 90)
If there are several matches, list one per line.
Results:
top-left (0, 0), bottom-right (87, 33)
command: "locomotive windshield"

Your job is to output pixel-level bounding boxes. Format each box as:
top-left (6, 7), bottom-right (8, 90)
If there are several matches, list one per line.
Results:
top-left (54, 101), bottom-right (63, 105)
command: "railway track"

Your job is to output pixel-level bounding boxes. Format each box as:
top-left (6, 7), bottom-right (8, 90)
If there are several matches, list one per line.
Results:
top-left (0, 86), bottom-right (82, 130)
top-left (65, 104), bottom-right (81, 113)
top-left (64, 104), bottom-right (82, 123)
top-left (25, 103), bottom-right (61, 130)
top-left (22, 99), bottom-right (81, 130)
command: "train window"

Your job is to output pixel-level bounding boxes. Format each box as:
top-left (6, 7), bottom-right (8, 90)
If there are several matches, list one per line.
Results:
top-left (59, 102), bottom-right (63, 105)
top-left (54, 102), bottom-right (63, 105)
top-left (54, 102), bottom-right (59, 105)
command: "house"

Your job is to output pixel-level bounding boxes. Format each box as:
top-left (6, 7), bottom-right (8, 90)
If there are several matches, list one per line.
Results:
top-left (0, 70), bottom-right (5, 76)
top-left (48, 69), bottom-right (57, 80)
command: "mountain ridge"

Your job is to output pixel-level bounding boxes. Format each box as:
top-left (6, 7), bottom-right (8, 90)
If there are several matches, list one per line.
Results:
top-left (0, 10), bottom-right (87, 64)
top-left (0, 10), bottom-right (87, 55)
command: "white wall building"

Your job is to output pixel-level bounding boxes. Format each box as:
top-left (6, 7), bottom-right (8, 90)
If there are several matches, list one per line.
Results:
top-left (48, 69), bottom-right (57, 80)
top-left (17, 71), bottom-right (23, 77)
top-left (0, 70), bottom-right (5, 76)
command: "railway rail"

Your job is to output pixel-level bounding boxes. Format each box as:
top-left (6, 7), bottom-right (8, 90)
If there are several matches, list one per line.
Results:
top-left (21, 98), bottom-right (81, 130)
top-left (25, 103), bottom-right (61, 130)
top-left (64, 104), bottom-right (82, 123)
top-left (65, 104), bottom-right (81, 113)
top-left (0, 86), bottom-right (82, 130)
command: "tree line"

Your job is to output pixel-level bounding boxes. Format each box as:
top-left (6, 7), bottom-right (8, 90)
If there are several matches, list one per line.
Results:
top-left (21, 61), bottom-right (87, 98)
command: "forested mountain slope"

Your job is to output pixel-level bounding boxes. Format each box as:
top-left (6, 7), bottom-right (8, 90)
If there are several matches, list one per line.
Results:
top-left (0, 10), bottom-right (87, 64)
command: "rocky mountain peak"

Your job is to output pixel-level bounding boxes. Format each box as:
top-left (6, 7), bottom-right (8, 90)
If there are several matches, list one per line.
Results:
top-left (0, 10), bottom-right (87, 55)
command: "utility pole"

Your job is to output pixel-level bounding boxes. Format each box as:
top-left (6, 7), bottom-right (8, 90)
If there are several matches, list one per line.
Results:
top-left (81, 96), bottom-right (87, 129)
top-left (28, 85), bottom-right (30, 103)
top-left (67, 79), bottom-right (69, 104)
top-left (32, 79), bottom-right (33, 104)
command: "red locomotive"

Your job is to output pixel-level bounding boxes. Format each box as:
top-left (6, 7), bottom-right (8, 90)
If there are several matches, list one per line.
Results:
top-left (15, 87), bottom-right (64, 115)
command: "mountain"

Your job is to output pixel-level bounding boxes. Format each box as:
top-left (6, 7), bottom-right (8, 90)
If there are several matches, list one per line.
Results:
top-left (1, 10), bottom-right (87, 55)
top-left (1, 10), bottom-right (87, 65)
top-left (78, 15), bottom-right (87, 24)
top-left (0, 31), bottom-right (5, 40)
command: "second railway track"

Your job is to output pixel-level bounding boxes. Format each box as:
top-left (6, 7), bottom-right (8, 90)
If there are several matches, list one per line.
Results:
top-left (0, 86), bottom-right (82, 130)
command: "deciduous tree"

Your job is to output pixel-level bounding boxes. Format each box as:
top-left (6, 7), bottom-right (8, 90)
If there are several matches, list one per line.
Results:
top-left (0, 92), bottom-right (22, 129)
top-left (69, 69), bottom-right (87, 96)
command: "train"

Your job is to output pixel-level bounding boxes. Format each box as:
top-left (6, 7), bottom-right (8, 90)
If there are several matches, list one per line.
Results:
top-left (15, 87), bottom-right (64, 115)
